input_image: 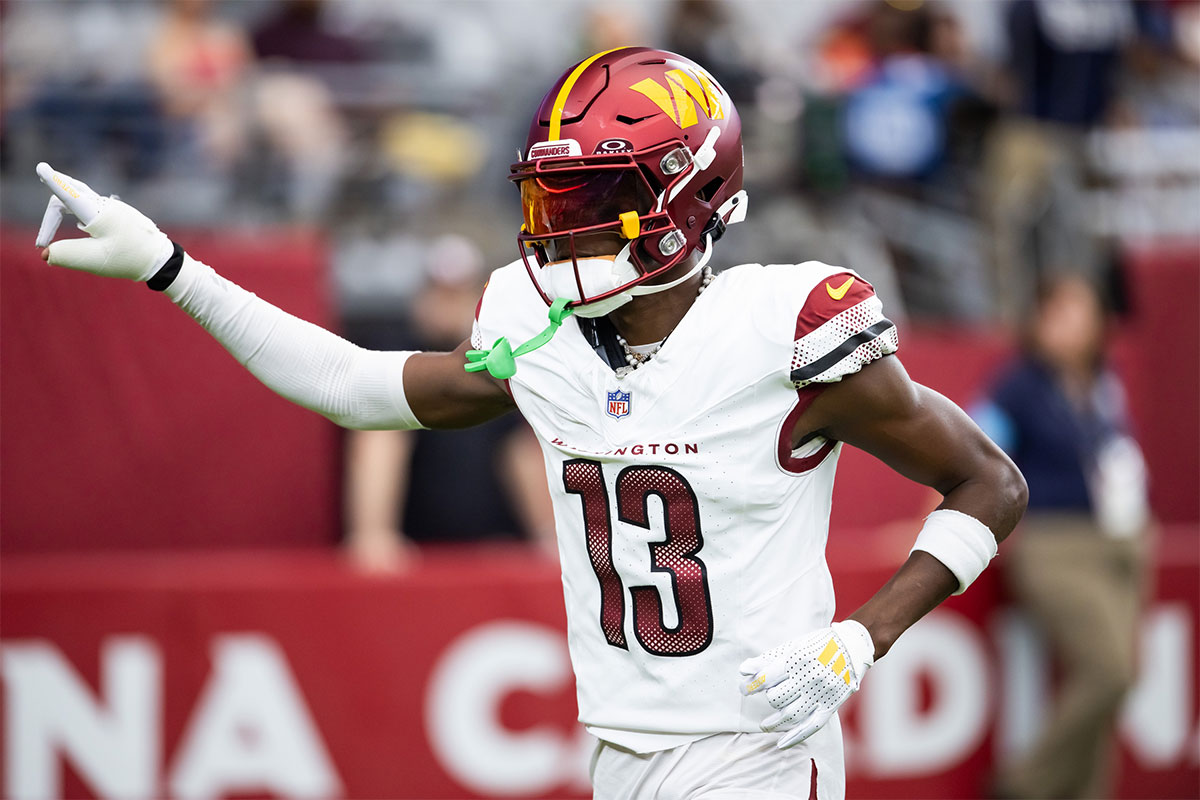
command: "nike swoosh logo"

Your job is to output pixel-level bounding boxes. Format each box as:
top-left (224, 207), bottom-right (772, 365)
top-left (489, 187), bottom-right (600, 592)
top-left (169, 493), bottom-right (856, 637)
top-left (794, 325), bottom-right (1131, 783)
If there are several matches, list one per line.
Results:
top-left (826, 277), bottom-right (854, 300)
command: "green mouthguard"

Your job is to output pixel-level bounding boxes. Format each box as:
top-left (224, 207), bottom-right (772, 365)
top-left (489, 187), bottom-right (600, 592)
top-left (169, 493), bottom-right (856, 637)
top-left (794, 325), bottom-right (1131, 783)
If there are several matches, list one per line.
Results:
top-left (464, 297), bottom-right (574, 380)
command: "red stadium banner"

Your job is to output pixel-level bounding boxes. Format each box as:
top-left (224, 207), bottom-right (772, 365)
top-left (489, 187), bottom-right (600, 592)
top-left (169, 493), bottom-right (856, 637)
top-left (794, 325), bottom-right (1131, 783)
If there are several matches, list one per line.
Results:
top-left (3, 229), bottom-right (1196, 558)
top-left (0, 227), bottom-right (342, 554)
top-left (1, 536), bottom-right (1196, 800)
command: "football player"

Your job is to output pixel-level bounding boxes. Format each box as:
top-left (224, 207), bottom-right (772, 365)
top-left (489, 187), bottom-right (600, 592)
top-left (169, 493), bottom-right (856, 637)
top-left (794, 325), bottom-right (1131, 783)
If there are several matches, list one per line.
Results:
top-left (35, 47), bottom-right (1026, 800)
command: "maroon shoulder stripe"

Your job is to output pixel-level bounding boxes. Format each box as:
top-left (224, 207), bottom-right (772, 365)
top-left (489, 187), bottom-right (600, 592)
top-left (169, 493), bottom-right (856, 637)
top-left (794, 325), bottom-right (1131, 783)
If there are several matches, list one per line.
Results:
top-left (794, 273), bottom-right (877, 340)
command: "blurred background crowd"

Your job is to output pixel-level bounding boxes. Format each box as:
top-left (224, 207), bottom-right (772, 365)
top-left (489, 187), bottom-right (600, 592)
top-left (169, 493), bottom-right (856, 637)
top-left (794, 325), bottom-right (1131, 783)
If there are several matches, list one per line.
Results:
top-left (4, 0), bottom-right (1197, 319)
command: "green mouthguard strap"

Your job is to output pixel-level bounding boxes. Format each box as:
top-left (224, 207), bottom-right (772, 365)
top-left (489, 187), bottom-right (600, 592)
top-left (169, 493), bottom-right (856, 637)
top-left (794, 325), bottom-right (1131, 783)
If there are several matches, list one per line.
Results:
top-left (464, 297), bottom-right (574, 380)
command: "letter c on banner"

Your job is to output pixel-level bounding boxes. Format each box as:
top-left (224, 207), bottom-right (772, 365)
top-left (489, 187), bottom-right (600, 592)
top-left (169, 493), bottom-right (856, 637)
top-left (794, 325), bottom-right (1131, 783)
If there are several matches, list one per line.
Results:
top-left (425, 621), bottom-right (574, 796)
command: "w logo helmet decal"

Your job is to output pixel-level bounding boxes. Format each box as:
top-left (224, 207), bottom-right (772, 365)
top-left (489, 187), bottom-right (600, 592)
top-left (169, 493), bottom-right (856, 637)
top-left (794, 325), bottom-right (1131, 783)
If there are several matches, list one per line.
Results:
top-left (629, 68), bottom-right (726, 129)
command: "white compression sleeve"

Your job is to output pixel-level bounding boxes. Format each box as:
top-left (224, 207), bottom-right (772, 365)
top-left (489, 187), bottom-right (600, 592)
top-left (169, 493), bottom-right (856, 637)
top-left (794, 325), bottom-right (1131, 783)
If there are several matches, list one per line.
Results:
top-left (164, 255), bottom-right (425, 430)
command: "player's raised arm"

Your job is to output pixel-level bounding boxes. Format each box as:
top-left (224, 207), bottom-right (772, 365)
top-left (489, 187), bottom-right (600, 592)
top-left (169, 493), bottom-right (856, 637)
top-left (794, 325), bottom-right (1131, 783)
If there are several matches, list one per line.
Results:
top-left (34, 163), bottom-right (513, 430)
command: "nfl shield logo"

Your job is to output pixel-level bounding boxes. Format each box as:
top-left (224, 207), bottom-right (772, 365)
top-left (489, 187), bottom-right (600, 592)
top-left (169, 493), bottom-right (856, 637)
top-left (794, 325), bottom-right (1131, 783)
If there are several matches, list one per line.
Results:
top-left (606, 389), bottom-right (632, 419)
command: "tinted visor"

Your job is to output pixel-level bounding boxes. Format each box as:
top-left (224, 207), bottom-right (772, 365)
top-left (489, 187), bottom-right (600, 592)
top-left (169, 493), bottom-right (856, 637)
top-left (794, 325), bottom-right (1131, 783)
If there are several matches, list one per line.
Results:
top-left (518, 168), bottom-right (654, 238)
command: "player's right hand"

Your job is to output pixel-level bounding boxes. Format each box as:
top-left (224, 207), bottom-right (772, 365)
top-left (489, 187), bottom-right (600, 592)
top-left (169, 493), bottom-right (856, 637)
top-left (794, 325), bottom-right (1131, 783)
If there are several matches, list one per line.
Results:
top-left (738, 619), bottom-right (875, 749)
top-left (35, 162), bottom-right (174, 282)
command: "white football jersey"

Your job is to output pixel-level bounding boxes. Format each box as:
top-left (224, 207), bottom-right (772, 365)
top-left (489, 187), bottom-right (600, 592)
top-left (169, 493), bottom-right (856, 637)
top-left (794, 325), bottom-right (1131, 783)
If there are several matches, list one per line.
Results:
top-left (472, 259), bottom-right (899, 753)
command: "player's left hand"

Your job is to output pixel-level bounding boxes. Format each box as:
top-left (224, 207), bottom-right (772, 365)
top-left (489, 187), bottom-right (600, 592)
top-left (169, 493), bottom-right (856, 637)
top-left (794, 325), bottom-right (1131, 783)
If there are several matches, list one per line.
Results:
top-left (738, 620), bottom-right (875, 749)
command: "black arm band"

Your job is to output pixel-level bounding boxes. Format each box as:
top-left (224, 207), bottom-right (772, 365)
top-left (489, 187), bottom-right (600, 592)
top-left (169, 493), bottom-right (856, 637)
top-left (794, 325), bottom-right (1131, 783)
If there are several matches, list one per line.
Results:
top-left (146, 242), bottom-right (185, 292)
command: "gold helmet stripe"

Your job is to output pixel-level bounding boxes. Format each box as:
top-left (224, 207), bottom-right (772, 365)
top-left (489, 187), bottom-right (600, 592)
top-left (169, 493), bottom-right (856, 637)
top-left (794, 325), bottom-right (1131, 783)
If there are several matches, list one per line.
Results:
top-left (548, 47), bottom-right (629, 141)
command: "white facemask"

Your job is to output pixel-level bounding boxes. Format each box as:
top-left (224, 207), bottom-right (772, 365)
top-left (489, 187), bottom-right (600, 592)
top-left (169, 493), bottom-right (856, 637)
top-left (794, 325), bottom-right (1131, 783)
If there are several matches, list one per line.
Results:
top-left (537, 237), bottom-right (714, 318)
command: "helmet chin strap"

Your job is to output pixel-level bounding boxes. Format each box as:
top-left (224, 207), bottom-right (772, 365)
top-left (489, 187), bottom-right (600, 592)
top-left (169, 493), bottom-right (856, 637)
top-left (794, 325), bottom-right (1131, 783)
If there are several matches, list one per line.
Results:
top-left (627, 234), bottom-right (713, 297)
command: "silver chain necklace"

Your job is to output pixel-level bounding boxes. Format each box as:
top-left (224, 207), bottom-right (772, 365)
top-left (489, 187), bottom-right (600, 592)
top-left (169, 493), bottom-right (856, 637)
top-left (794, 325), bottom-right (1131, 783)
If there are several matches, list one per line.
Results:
top-left (614, 267), bottom-right (714, 375)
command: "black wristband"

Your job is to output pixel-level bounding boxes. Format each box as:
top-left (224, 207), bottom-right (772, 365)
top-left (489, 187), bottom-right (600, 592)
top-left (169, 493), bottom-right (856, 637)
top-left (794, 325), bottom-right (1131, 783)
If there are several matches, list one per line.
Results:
top-left (146, 242), bottom-right (185, 292)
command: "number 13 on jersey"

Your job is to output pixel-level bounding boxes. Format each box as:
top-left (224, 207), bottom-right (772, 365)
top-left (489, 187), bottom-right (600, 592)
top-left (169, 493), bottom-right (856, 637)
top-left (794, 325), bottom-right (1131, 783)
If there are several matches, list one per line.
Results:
top-left (563, 459), bottom-right (715, 657)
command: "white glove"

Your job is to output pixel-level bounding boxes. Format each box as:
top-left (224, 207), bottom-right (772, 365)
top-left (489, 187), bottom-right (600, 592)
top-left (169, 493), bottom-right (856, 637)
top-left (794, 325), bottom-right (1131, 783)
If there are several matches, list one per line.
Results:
top-left (35, 162), bottom-right (174, 282)
top-left (738, 619), bottom-right (875, 749)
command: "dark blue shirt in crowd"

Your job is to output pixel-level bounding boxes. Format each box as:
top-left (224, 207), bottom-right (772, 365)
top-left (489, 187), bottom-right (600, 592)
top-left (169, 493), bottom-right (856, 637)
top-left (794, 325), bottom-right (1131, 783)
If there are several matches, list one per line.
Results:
top-left (1007, 0), bottom-right (1128, 127)
top-left (975, 357), bottom-right (1129, 512)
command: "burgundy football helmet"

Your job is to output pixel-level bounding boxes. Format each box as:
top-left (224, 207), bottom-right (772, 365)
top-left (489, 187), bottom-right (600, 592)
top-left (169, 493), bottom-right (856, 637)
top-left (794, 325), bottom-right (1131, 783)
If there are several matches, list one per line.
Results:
top-left (510, 46), bottom-right (747, 315)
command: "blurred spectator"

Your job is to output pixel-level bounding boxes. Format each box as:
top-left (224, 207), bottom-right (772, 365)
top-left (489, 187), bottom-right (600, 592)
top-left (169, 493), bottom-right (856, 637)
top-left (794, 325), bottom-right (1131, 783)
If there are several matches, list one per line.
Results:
top-left (803, 2), bottom-right (997, 186)
top-left (797, 1), bottom-right (999, 320)
top-left (974, 274), bottom-right (1150, 800)
top-left (664, 0), bottom-right (761, 108)
top-left (246, 69), bottom-right (349, 221)
top-left (983, 0), bottom-right (1135, 321)
top-left (1006, 0), bottom-right (1132, 126)
top-left (1114, 0), bottom-right (1200, 128)
top-left (252, 0), bottom-right (365, 65)
top-left (1, 0), bottom-right (165, 179)
top-left (1084, 2), bottom-right (1200, 244)
top-left (147, 0), bottom-right (254, 174)
top-left (342, 236), bottom-right (554, 572)
top-left (241, 0), bottom-right (357, 221)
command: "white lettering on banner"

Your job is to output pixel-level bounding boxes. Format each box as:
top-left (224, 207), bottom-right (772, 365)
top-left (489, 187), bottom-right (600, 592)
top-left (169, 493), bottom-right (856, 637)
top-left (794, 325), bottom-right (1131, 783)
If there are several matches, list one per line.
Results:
top-left (4, 605), bottom-right (1195, 795)
top-left (169, 635), bottom-right (342, 800)
top-left (1120, 605), bottom-right (1193, 767)
top-left (425, 620), bottom-right (591, 795)
top-left (2, 634), bottom-right (338, 800)
top-left (857, 611), bottom-right (990, 776)
top-left (1, 637), bottom-right (160, 800)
